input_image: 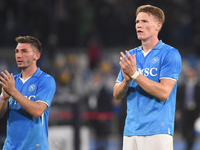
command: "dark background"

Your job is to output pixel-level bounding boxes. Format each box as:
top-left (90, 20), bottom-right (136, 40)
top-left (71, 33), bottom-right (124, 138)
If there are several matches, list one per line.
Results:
top-left (0, 0), bottom-right (200, 150)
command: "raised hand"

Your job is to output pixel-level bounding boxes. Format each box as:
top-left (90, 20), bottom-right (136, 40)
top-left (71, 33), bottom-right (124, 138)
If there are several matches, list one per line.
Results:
top-left (0, 70), bottom-right (15, 95)
top-left (1, 88), bottom-right (10, 100)
top-left (119, 50), bottom-right (137, 79)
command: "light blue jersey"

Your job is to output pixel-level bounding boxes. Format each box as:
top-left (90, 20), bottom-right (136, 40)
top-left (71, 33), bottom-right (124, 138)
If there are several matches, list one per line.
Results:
top-left (116, 40), bottom-right (182, 136)
top-left (2, 68), bottom-right (56, 150)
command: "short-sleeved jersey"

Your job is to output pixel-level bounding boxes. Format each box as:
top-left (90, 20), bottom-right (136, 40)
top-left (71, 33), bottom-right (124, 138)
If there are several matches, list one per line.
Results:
top-left (116, 40), bottom-right (182, 136)
top-left (2, 68), bottom-right (56, 150)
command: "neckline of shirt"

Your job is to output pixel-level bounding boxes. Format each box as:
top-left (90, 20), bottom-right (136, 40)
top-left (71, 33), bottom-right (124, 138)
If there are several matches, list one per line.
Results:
top-left (20, 76), bottom-right (31, 83)
top-left (142, 49), bottom-right (152, 57)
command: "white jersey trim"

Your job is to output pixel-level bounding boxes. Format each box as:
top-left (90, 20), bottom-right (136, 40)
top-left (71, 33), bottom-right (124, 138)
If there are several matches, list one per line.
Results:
top-left (159, 77), bottom-right (177, 81)
top-left (36, 100), bottom-right (49, 107)
top-left (20, 77), bottom-right (31, 84)
top-left (116, 78), bottom-right (176, 83)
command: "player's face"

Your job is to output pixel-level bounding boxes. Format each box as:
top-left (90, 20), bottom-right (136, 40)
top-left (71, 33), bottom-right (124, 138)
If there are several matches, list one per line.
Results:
top-left (15, 43), bottom-right (39, 70)
top-left (135, 12), bottom-right (161, 41)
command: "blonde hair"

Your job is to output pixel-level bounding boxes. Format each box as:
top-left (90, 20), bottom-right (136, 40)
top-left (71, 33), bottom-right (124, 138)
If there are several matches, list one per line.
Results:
top-left (136, 5), bottom-right (165, 24)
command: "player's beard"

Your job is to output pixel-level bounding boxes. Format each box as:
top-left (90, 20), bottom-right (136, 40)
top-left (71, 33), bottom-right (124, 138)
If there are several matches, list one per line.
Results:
top-left (17, 60), bottom-right (32, 70)
top-left (18, 66), bottom-right (26, 70)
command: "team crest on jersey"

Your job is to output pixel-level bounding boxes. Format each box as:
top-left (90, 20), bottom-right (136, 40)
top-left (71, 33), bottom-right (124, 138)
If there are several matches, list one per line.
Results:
top-left (29, 84), bottom-right (36, 91)
top-left (152, 57), bottom-right (159, 63)
top-left (9, 97), bottom-right (15, 105)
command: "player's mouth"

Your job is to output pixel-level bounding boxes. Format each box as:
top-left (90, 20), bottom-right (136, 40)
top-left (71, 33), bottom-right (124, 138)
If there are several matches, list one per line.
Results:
top-left (17, 60), bottom-right (23, 64)
top-left (137, 30), bottom-right (143, 34)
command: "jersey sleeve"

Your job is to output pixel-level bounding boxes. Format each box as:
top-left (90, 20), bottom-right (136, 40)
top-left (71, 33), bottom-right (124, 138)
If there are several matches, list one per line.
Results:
top-left (116, 68), bottom-right (124, 82)
top-left (160, 48), bottom-right (182, 81)
top-left (36, 76), bottom-right (56, 107)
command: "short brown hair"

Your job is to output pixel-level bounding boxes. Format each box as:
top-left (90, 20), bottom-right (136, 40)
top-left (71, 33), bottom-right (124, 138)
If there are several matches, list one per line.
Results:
top-left (136, 5), bottom-right (165, 24)
top-left (15, 36), bottom-right (42, 53)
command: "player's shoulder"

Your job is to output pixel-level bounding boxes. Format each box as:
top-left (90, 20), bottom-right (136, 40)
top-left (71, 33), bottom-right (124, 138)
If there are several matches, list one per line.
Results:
top-left (161, 43), bottom-right (181, 57)
top-left (160, 43), bottom-right (182, 64)
top-left (128, 46), bottom-right (141, 54)
top-left (162, 43), bottom-right (179, 53)
top-left (37, 72), bottom-right (56, 88)
top-left (14, 72), bottom-right (21, 80)
top-left (39, 71), bottom-right (55, 81)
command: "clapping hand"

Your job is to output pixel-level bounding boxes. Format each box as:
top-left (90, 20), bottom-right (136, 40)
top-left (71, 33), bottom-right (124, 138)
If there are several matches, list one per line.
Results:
top-left (0, 70), bottom-right (15, 98)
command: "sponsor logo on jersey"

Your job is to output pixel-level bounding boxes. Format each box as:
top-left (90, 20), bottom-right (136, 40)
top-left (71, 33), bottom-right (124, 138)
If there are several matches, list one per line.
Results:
top-left (138, 68), bottom-right (157, 77)
top-left (9, 95), bottom-right (36, 106)
top-left (9, 97), bottom-right (15, 105)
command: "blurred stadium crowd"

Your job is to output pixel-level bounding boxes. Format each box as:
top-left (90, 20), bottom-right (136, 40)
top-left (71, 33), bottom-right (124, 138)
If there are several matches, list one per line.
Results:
top-left (0, 0), bottom-right (199, 53)
top-left (0, 0), bottom-right (200, 150)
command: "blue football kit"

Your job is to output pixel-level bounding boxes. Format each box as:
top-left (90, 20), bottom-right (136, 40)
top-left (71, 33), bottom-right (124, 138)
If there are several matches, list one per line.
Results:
top-left (2, 68), bottom-right (56, 150)
top-left (116, 40), bottom-right (182, 136)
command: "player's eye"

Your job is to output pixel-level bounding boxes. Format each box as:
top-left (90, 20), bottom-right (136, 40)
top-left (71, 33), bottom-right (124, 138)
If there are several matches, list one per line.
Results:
top-left (22, 49), bottom-right (28, 53)
top-left (143, 20), bottom-right (148, 23)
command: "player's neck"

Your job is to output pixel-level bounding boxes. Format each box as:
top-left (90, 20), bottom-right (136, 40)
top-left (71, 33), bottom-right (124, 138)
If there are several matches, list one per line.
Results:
top-left (141, 38), bottom-right (159, 53)
top-left (21, 66), bottom-right (38, 80)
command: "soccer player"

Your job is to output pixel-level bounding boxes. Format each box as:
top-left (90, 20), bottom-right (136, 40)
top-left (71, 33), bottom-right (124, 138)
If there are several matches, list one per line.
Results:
top-left (113, 5), bottom-right (182, 150)
top-left (0, 36), bottom-right (56, 150)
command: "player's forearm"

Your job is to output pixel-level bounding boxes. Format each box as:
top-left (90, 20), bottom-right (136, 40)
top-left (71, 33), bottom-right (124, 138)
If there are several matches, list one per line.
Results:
top-left (134, 74), bottom-right (173, 101)
top-left (10, 89), bottom-right (44, 118)
top-left (113, 79), bottom-right (131, 100)
top-left (0, 98), bottom-right (9, 119)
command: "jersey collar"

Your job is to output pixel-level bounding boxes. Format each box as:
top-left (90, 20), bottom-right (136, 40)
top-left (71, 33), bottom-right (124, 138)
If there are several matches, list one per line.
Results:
top-left (32, 68), bottom-right (43, 77)
top-left (137, 40), bottom-right (164, 51)
top-left (18, 68), bottom-right (43, 79)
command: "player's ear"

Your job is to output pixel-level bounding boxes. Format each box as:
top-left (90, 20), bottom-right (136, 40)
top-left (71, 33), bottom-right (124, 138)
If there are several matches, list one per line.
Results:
top-left (34, 52), bottom-right (41, 61)
top-left (156, 22), bottom-right (162, 32)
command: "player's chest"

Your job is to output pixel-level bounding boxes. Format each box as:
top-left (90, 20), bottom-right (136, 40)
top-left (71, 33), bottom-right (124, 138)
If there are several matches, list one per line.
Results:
top-left (136, 52), bottom-right (162, 70)
top-left (9, 80), bottom-right (39, 108)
